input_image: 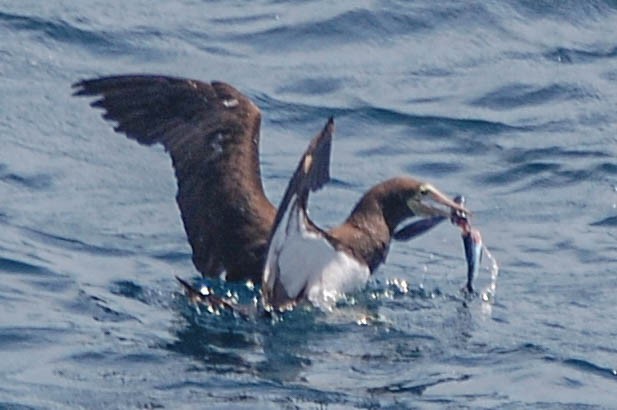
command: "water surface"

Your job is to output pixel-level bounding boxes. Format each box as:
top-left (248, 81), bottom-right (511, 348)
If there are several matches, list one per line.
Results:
top-left (1, 1), bottom-right (617, 408)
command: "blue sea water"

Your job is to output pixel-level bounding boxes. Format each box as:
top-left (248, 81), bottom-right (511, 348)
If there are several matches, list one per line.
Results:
top-left (1, 0), bottom-right (617, 408)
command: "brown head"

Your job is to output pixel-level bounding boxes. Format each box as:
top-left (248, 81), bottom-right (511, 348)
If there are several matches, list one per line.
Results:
top-left (328, 176), bottom-right (469, 272)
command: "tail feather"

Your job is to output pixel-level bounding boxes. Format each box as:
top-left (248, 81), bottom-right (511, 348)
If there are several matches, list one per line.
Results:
top-left (175, 276), bottom-right (254, 318)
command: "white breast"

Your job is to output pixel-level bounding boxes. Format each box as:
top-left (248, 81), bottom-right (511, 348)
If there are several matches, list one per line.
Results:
top-left (263, 198), bottom-right (370, 310)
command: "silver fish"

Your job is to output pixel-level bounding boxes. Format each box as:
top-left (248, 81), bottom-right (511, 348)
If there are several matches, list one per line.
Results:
top-left (451, 196), bottom-right (483, 294)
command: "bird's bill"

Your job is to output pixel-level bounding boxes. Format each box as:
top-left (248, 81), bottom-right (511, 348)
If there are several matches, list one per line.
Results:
top-left (407, 184), bottom-right (471, 218)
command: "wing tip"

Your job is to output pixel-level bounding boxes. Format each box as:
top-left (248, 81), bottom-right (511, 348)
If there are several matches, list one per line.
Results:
top-left (175, 275), bottom-right (203, 300)
top-left (71, 80), bottom-right (89, 96)
top-left (71, 78), bottom-right (106, 97)
top-left (325, 116), bottom-right (335, 133)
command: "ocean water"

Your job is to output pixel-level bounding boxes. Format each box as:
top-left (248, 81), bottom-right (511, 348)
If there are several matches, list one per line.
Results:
top-left (1, 0), bottom-right (617, 408)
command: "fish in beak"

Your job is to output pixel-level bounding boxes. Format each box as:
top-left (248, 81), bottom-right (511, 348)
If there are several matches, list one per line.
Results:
top-left (394, 192), bottom-right (484, 295)
top-left (451, 195), bottom-right (482, 294)
top-left (393, 183), bottom-right (470, 241)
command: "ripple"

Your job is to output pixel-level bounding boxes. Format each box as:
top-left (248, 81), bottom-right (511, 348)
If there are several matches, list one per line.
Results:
top-left (277, 77), bottom-right (346, 96)
top-left (470, 83), bottom-right (595, 110)
top-left (590, 216), bottom-right (617, 227)
top-left (480, 162), bottom-right (560, 186)
top-left (512, 1), bottom-right (617, 20)
top-left (0, 403), bottom-right (36, 410)
top-left (21, 225), bottom-right (134, 257)
top-left (177, 29), bottom-right (246, 57)
top-left (165, 308), bottom-right (262, 375)
top-left (405, 161), bottom-right (465, 177)
top-left (209, 12), bottom-right (280, 26)
top-left (63, 290), bottom-right (140, 324)
top-left (232, 8), bottom-right (430, 51)
top-left (480, 146), bottom-right (611, 188)
top-left (69, 350), bottom-right (165, 367)
top-left (545, 356), bottom-right (617, 381)
top-left (0, 164), bottom-right (53, 190)
top-left (0, 256), bottom-right (54, 276)
top-left (0, 326), bottom-right (67, 349)
top-left (0, 10), bottom-right (163, 59)
top-left (109, 280), bottom-right (145, 300)
top-left (257, 93), bottom-right (521, 138)
top-left (368, 373), bottom-right (471, 395)
top-left (545, 45), bottom-right (617, 64)
top-left (151, 249), bottom-right (192, 262)
top-left (502, 147), bottom-right (611, 164)
top-left (357, 107), bottom-right (520, 138)
top-left (256, 94), bottom-right (521, 151)
top-left (0, 11), bottom-right (115, 49)
top-left (594, 162), bottom-right (617, 175)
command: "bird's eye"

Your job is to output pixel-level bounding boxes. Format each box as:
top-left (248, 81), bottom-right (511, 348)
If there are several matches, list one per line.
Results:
top-left (419, 185), bottom-right (429, 196)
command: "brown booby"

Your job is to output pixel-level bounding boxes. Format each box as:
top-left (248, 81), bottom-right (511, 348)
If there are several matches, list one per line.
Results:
top-left (73, 75), bottom-right (469, 308)
top-left (261, 118), bottom-right (469, 310)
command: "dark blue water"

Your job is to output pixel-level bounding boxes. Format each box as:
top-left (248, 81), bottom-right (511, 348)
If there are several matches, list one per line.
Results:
top-left (2, 1), bottom-right (617, 408)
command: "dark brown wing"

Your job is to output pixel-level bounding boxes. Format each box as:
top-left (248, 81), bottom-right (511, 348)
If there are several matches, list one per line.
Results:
top-left (73, 75), bottom-right (276, 282)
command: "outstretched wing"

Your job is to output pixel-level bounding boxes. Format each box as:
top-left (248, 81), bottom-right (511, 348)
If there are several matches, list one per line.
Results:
top-left (73, 75), bottom-right (276, 282)
top-left (262, 118), bottom-right (334, 308)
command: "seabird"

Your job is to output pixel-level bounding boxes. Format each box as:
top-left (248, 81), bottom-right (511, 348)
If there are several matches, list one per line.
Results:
top-left (261, 118), bottom-right (469, 310)
top-left (73, 75), bottom-right (469, 308)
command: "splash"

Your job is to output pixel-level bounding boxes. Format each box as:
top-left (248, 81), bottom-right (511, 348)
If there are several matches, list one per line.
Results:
top-left (480, 244), bottom-right (499, 304)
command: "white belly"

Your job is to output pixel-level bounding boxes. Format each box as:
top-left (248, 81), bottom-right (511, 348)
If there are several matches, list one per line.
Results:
top-left (278, 230), bottom-right (369, 309)
top-left (263, 200), bottom-right (370, 310)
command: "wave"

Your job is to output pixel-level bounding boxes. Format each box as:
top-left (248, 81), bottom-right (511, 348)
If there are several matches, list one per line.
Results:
top-left (0, 11), bottom-right (115, 49)
top-left (0, 163), bottom-right (53, 190)
top-left (0, 11), bottom-right (164, 59)
top-left (470, 83), bottom-right (597, 110)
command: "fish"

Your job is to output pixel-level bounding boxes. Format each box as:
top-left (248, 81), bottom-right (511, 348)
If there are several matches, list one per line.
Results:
top-left (451, 196), bottom-right (483, 294)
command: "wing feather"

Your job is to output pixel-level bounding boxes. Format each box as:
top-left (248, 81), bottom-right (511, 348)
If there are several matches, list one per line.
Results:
top-left (73, 75), bottom-right (275, 282)
top-left (262, 118), bottom-right (334, 307)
